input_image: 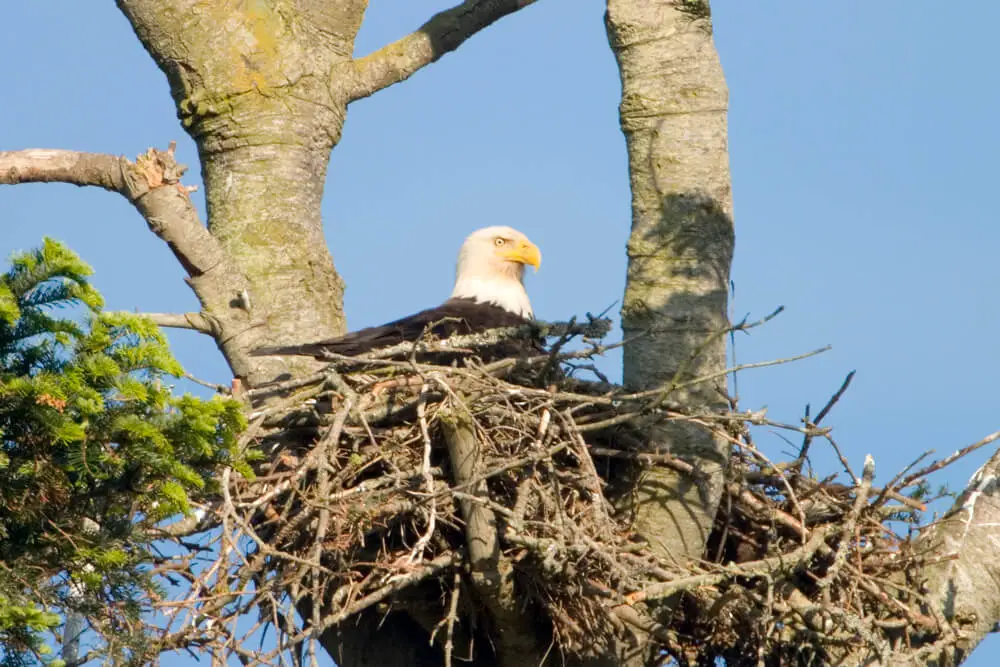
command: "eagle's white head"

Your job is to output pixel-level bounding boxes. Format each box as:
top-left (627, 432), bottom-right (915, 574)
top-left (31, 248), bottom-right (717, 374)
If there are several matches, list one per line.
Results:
top-left (451, 225), bottom-right (541, 319)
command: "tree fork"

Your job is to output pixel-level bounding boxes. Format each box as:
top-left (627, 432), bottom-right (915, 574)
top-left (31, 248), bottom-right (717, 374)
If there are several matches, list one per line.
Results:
top-left (114, 0), bottom-right (365, 386)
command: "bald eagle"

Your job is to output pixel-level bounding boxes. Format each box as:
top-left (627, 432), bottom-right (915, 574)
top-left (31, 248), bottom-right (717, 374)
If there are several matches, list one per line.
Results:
top-left (253, 226), bottom-right (542, 361)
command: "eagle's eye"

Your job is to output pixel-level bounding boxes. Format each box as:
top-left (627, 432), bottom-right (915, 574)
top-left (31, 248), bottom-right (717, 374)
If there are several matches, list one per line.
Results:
top-left (494, 237), bottom-right (506, 247)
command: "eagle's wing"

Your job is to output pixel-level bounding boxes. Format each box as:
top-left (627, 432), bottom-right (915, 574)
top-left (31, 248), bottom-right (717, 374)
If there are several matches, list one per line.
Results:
top-left (252, 298), bottom-right (531, 359)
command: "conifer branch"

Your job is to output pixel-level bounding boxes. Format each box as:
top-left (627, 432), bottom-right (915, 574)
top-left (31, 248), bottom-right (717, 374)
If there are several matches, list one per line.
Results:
top-left (344, 0), bottom-right (538, 102)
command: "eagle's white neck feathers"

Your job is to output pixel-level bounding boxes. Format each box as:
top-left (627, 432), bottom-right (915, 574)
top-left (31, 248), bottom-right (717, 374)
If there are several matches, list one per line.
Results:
top-left (452, 276), bottom-right (534, 319)
top-left (449, 226), bottom-right (537, 319)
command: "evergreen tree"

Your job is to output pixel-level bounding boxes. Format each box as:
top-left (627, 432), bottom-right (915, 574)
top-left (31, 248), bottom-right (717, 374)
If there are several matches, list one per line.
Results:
top-left (0, 239), bottom-right (247, 666)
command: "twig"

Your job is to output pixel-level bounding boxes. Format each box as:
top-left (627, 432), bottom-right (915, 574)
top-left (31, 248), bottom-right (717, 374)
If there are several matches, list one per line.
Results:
top-left (871, 451), bottom-right (932, 511)
top-left (288, 554), bottom-right (458, 644)
top-left (308, 400), bottom-right (351, 636)
top-left (662, 305), bottom-right (787, 395)
top-left (898, 430), bottom-right (1000, 490)
top-left (795, 370), bottom-right (855, 468)
top-left (726, 429), bottom-right (809, 544)
top-left (732, 305), bottom-right (786, 334)
top-left (245, 371), bottom-right (330, 399)
top-left (409, 385), bottom-right (437, 563)
top-left (182, 372), bottom-right (231, 394)
top-left (671, 346), bottom-right (832, 393)
top-left (822, 433), bottom-right (857, 482)
top-left (818, 455), bottom-right (875, 589)
top-left (559, 410), bottom-right (611, 527)
top-left (625, 525), bottom-right (834, 605)
top-left (439, 570), bottom-right (462, 667)
top-left (587, 447), bottom-right (697, 476)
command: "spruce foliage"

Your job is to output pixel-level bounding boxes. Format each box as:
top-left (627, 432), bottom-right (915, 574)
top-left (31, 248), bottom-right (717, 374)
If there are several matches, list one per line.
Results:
top-left (0, 239), bottom-right (247, 665)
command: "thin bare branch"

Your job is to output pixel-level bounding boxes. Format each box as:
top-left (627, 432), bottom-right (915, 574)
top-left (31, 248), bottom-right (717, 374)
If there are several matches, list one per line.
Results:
top-left (137, 311), bottom-right (218, 335)
top-left (624, 525), bottom-right (834, 605)
top-left (671, 345), bottom-right (832, 393)
top-left (0, 149), bottom-right (127, 190)
top-left (899, 430), bottom-right (1000, 490)
top-left (818, 454), bottom-right (874, 588)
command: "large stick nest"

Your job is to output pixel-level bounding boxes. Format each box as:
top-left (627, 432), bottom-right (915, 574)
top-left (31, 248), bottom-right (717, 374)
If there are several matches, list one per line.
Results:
top-left (155, 323), bottom-right (975, 666)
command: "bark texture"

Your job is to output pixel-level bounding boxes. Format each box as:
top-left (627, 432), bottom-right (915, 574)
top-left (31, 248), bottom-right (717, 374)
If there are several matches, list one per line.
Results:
top-left (441, 411), bottom-right (546, 665)
top-left (606, 0), bottom-right (734, 564)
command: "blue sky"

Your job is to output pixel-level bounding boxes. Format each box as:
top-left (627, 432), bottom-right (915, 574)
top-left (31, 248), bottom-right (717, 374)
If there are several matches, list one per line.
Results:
top-left (2, 1), bottom-right (998, 664)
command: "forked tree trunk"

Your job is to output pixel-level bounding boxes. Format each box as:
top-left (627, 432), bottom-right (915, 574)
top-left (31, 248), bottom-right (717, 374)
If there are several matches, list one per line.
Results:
top-left (607, 0), bottom-right (734, 566)
top-left (117, 0), bottom-right (357, 385)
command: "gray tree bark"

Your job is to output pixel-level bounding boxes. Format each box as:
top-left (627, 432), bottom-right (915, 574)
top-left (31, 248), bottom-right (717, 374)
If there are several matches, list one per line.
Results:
top-left (607, 0), bottom-right (733, 565)
top-left (914, 447), bottom-right (1000, 664)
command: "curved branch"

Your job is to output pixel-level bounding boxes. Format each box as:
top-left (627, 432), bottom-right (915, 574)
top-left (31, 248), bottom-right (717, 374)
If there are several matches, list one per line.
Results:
top-left (345, 0), bottom-right (539, 102)
top-left (0, 146), bottom-right (225, 279)
top-left (910, 437), bottom-right (1000, 664)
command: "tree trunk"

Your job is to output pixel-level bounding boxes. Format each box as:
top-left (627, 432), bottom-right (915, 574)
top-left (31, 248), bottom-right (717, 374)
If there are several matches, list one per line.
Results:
top-left (116, 0), bottom-right (357, 385)
top-left (606, 0), bottom-right (734, 564)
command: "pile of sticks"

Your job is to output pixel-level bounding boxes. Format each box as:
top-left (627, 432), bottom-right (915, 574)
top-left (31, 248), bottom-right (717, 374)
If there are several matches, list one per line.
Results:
top-left (149, 322), bottom-right (983, 665)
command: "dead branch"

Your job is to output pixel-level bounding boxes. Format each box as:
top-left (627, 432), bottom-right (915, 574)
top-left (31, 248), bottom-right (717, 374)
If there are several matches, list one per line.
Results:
top-left (0, 146), bottom-right (218, 275)
top-left (0, 146), bottom-right (252, 325)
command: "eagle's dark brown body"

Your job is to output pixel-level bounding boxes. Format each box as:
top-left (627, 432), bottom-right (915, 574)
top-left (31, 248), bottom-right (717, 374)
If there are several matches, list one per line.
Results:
top-left (253, 297), bottom-right (538, 362)
top-left (255, 226), bottom-right (543, 364)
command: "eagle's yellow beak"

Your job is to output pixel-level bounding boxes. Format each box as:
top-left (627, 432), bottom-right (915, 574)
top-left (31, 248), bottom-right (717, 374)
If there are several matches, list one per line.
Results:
top-left (500, 239), bottom-right (542, 271)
